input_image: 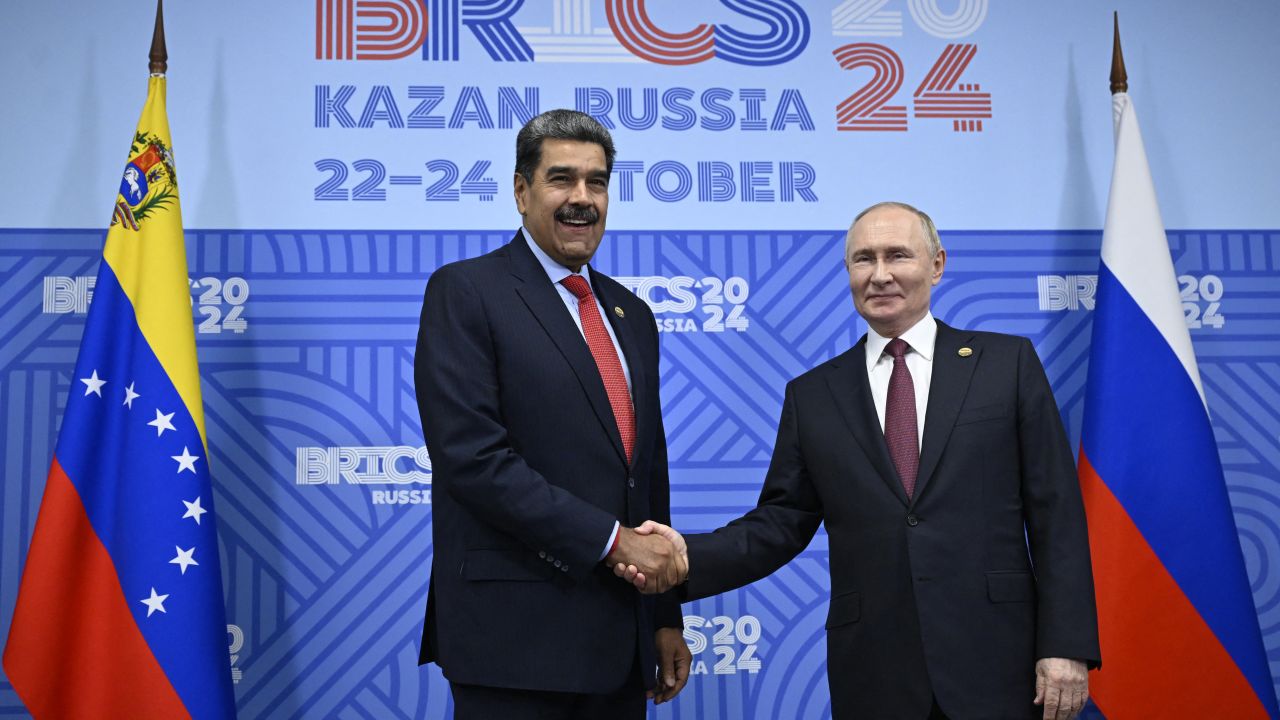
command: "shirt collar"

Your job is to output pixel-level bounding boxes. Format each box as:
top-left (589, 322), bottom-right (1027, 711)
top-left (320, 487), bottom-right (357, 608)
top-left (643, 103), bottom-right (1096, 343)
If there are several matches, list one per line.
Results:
top-left (521, 226), bottom-right (592, 289)
top-left (865, 311), bottom-right (937, 372)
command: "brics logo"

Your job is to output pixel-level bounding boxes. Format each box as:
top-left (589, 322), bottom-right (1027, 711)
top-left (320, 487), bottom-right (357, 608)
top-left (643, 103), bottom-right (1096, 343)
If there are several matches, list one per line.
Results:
top-left (45, 275), bottom-right (251, 335)
top-left (296, 446), bottom-right (432, 485)
top-left (296, 446), bottom-right (433, 506)
top-left (315, 0), bottom-right (809, 65)
top-left (1037, 273), bottom-right (1227, 330)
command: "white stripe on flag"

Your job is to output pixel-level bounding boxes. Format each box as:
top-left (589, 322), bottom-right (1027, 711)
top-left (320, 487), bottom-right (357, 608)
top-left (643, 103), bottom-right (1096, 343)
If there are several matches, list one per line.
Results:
top-left (1099, 92), bottom-right (1206, 408)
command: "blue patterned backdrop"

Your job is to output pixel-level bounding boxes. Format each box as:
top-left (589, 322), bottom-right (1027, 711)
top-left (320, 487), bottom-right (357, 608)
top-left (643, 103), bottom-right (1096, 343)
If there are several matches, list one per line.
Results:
top-left (2, 227), bottom-right (1277, 718)
top-left (5, 0), bottom-right (1280, 714)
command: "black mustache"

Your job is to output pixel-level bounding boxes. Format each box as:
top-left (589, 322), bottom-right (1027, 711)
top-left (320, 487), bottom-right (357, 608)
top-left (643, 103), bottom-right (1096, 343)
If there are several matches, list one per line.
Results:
top-left (556, 205), bottom-right (598, 224)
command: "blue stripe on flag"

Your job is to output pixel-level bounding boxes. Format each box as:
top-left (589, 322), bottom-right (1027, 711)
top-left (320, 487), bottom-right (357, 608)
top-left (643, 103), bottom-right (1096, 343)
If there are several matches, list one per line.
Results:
top-left (1082, 261), bottom-right (1277, 714)
top-left (55, 262), bottom-right (235, 720)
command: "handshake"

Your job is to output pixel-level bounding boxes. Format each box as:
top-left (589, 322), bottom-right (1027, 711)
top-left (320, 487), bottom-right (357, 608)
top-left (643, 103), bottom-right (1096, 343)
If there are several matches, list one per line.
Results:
top-left (605, 521), bottom-right (688, 594)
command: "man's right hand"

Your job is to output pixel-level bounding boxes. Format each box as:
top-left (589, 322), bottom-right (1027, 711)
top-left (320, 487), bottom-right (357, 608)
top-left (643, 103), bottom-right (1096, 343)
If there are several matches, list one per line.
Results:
top-left (606, 525), bottom-right (686, 593)
top-left (612, 521), bottom-right (688, 593)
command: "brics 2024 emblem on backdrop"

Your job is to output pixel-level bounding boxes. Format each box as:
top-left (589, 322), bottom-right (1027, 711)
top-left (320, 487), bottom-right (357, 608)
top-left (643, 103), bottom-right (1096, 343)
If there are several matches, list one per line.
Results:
top-left (113, 132), bottom-right (178, 232)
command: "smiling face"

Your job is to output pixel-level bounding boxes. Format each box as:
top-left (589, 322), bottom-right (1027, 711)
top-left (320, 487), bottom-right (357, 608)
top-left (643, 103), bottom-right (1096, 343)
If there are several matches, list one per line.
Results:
top-left (845, 206), bottom-right (946, 338)
top-left (514, 138), bottom-right (610, 271)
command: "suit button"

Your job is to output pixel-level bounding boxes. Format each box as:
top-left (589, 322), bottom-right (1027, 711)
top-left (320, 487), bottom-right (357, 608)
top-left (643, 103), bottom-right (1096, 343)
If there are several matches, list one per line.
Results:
top-left (561, 565), bottom-right (569, 573)
top-left (538, 551), bottom-right (546, 559)
top-left (627, 477), bottom-right (636, 489)
top-left (553, 560), bottom-right (562, 568)
top-left (546, 555), bottom-right (555, 563)
top-left (906, 514), bottom-right (919, 527)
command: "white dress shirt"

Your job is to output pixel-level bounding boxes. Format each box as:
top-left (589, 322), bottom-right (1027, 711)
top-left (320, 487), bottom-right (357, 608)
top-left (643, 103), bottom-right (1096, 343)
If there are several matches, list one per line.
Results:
top-left (865, 312), bottom-right (937, 448)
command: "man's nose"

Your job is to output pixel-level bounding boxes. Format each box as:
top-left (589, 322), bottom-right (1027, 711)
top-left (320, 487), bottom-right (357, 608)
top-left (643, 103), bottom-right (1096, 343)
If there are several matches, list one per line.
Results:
top-left (870, 260), bottom-right (892, 283)
top-left (568, 179), bottom-right (591, 204)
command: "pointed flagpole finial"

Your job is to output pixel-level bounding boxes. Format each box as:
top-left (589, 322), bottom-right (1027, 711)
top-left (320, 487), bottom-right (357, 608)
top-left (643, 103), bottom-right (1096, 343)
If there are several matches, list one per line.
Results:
top-left (149, 0), bottom-right (168, 75)
top-left (1110, 11), bottom-right (1128, 94)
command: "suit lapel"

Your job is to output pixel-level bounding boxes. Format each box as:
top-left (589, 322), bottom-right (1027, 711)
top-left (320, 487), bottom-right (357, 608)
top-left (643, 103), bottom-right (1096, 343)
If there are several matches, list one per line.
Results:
top-left (593, 269), bottom-right (648, 470)
top-left (826, 339), bottom-right (910, 507)
top-left (915, 321), bottom-right (980, 502)
top-left (507, 235), bottom-right (628, 465)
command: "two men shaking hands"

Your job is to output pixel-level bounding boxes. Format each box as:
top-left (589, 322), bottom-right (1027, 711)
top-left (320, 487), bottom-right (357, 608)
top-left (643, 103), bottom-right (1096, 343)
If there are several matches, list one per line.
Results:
top-left (416, 109), bottom-right (1098, 720)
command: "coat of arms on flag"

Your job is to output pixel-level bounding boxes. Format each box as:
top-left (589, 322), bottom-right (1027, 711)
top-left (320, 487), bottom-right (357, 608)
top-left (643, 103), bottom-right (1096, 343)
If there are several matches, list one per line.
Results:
top-left (114, 132), bottom-right (178, 231)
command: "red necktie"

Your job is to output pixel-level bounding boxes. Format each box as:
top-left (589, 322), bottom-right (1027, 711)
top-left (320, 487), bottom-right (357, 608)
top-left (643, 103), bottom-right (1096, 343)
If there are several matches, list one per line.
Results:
top-left (561, 275), bottom-right (635, 463)
top-left (884, 338), bottom-right (919, 499)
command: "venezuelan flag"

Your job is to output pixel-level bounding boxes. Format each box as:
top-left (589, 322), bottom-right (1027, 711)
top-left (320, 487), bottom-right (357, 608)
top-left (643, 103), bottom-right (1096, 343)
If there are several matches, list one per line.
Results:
top-left (1079, 89), bottom-right (1279, 716)
top-left (2, 73), bottom-right (237, 718)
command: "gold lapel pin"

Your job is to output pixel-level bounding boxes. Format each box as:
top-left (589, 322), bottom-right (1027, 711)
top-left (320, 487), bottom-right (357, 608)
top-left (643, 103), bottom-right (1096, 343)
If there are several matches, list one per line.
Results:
top-left (614, 306), bottom-right (625, 318)
top-left (958, 347), bottom-right (973, 357)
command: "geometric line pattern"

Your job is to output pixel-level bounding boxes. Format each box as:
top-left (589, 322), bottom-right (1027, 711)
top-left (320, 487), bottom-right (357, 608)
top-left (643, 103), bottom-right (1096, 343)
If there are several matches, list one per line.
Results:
top-left (2, 228), bottom-right (1278, 718)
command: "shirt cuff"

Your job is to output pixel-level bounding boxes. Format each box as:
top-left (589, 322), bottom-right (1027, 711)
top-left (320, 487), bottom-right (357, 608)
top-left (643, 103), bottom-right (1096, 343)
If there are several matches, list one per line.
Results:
top-left (599, 521), bottom-right (621, 561)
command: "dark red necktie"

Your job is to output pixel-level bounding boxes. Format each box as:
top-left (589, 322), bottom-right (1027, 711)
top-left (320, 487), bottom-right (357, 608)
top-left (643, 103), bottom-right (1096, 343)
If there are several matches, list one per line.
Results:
top-left (561, 275), bottom-right (635, 463)
top-left (884, 338), bottom-right (919, 499)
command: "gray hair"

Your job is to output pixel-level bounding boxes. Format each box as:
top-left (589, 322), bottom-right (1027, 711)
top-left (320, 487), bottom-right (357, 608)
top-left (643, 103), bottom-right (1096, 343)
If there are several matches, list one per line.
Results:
top-left (846, 201), bottom-right (942, 258)
top-left (515, 109), bottom-right (616, 181)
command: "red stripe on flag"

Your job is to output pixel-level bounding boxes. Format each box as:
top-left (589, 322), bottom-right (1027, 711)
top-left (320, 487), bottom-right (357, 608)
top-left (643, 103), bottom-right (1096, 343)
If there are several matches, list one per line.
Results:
top-left (1079, 452), bottom-right (1269, 719)
top-left (2, 458), bottom-right (191, 719)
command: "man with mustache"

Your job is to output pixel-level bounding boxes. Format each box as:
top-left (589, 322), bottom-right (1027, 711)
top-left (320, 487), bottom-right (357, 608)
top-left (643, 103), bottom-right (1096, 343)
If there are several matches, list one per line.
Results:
top-left (620, 202), bottom-right (1100, 720)
top-left (414, 109), bottom-right (690, 719)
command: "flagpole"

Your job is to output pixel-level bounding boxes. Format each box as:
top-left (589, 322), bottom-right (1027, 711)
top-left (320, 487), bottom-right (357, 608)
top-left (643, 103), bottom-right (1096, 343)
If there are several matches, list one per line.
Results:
top-left (150, 0), bottom-right (167, 75)
top-left (1109, 12), bottom-right (1126, 94)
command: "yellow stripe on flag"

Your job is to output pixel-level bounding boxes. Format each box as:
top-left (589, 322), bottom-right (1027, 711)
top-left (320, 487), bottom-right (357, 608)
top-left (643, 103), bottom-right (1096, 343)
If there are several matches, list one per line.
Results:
top-left (102, 76), bottom-right (207, 452)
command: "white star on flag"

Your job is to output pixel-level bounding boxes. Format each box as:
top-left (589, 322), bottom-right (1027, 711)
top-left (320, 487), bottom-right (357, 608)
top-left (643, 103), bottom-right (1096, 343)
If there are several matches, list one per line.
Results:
top-left (148, 408), bottom-right (176, 436)
top-left (171, 446), bottom-right (200, 474)
top-left (80, 370), bottom-right (106, 397)
top-left (170, 546), bottom-right (198, 575)
top-left (182, 496), bottom-right (207, 524)
top-left (123, 382), bottom-right (140, 409)
top-left (141, 587), bottom-right (169, 617)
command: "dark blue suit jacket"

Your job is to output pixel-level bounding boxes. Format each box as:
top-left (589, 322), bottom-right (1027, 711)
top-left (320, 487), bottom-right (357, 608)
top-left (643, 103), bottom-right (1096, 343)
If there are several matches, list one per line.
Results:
top-left (415, 233), bottom-right (681, 693)
top-left (682, 321), bottom-right (1100, 719)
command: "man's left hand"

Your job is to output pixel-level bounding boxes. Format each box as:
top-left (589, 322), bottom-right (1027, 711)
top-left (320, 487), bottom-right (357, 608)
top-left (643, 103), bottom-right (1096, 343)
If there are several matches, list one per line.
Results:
top-left (650, 627), bottom-right (692, 704)
top-left (1033, 657), bottom-right (1088, 720)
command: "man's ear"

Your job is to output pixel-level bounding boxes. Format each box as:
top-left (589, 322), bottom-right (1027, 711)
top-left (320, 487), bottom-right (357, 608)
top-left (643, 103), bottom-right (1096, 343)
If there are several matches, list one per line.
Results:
top-left (514, 173), bottom-right (528, 215)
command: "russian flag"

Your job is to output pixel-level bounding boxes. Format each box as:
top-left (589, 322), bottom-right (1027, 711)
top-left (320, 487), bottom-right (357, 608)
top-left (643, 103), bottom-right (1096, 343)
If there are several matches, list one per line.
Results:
top-left (2, 74), bottom-right (237, 718)
top-left (1078, 87), bottom-right (1279, 715)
